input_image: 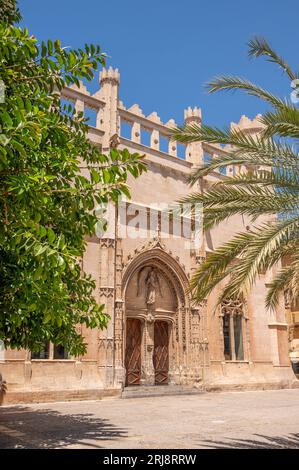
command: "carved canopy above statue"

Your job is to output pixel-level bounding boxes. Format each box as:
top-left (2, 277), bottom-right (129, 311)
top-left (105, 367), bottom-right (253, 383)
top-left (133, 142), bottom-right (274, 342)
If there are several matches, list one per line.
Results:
top-left (122, 247), bottom-right (189, 319)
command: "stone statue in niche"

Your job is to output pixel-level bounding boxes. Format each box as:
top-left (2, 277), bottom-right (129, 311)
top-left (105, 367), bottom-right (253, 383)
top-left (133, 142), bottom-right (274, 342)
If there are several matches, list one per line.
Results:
top-left (145, 267), bottom-right (162, 305)
top-left (137, 266), bottom-right (162, 306)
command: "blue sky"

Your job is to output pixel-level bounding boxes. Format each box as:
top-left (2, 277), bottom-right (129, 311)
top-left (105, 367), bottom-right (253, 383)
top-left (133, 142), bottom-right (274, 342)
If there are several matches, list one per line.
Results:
top-left (19, 0), bottom-right (298, 128)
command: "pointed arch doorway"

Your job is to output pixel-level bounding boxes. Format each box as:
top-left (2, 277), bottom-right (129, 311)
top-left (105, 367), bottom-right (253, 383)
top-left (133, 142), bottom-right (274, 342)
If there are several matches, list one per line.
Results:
top-left (125, 318), bottom-right (170, 386)
top-left (122, 247), bottom-right (189, 387)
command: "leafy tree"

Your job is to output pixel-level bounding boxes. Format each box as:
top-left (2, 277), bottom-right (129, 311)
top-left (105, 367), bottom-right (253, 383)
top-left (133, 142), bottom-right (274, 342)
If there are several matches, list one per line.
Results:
top-left (0, 0), bottom-right (21, 24)
top-left (172, 38), bottom-right (299, 310)
top-left (0, 10), bottom-right (146, 355)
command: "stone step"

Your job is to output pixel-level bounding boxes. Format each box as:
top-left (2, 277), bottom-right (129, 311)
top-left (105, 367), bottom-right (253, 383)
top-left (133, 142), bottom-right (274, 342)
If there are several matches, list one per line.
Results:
top-left (121, 385), bottom-right (204, 399)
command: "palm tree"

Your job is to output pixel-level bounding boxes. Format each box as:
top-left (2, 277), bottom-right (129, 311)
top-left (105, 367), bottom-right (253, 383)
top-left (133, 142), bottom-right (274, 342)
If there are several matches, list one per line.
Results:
top-left (171, 37), bottom-right (299, 310)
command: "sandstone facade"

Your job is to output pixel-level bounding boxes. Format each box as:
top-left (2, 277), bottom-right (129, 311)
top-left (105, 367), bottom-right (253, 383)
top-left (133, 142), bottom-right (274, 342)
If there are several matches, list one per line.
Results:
top-left (1, 67), bottom-right (297, 405)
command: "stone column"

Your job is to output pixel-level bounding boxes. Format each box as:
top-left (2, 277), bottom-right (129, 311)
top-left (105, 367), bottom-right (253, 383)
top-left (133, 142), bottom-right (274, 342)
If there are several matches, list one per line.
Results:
top-left (151, 129), bottom-right (159, 150)
top-left (230, 314), bottom-right (236, 361)
top-left (114, 300), bottom-right (125, 387)
top-left (98, 224), bottom-right (116, 387)
top-left (168, 140), bottom-right (177, 157)
top-left (75, 98), bottom-right (84, 115)
top-left (168, 321), bottom-right (177, 385)
top-left (131, 121), bottom-right (141, 143)
top-left (141, 315), bottom-right (155, 385)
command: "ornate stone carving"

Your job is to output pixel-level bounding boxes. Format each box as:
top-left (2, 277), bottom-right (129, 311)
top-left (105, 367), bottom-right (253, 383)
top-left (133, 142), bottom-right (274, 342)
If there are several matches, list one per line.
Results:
top-left (123, 237), bottom-right (187, 281)
top-left (114, 300), bottom-right (124, 365)
top-left (122, 247), bottom-right (191, 386)
top-left (133, 266), bottom-right (165, 311)
top-left (146, 312), bottom-right (154, 323)
top-left (99, 238), bottom-right (115, 248)
top-left (284, 289), bottom-right (291, 310)
top-left (175, 308), bottom-right (179, 342)
top-left (221, 298), bottom-right (243, 316)
top-left (109, 133), bottom-right (120, 149)
top-left (145, 267), bottom-right (163, 305)
top-left (181, 306), bottom-right (187, 350)
top-left (99, 287), bottom-right (114, 298)
top-left (190, 308), bottom-right (201, 344)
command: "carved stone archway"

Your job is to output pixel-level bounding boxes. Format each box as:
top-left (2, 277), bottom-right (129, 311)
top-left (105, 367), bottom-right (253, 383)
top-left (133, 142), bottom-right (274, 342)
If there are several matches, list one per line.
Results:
top-left (122, 246), bottom-right (190, 386)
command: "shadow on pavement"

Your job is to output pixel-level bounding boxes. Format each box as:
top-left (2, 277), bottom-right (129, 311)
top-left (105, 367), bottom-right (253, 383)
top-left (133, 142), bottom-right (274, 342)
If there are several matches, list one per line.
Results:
top-left (0, 405), bottom-right (127, 449)
top-left (201, 433), bottom-right (299, 449)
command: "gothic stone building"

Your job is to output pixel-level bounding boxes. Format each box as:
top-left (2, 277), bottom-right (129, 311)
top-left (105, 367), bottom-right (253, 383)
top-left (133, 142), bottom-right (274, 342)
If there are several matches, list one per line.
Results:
top-left (1, 67), bottom-right (297, 404)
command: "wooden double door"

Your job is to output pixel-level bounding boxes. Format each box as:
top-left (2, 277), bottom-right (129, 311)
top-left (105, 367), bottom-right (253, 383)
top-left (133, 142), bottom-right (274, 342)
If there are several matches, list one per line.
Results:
top-left (125, 319), bottom-right (169, 386)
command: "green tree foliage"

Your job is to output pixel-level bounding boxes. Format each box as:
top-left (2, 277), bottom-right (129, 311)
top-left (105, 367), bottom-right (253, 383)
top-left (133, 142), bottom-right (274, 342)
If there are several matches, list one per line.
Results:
top-left (0, 0), bottom-right (21, 24)
top-left (172, 38), bottom-right (299, 310)
top-left (0, 15), bottom-right (146, 354)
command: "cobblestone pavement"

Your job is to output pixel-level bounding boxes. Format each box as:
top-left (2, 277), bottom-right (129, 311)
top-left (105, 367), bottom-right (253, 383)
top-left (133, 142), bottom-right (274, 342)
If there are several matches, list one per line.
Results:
top-left (1, 389), bottom-right (299, 448)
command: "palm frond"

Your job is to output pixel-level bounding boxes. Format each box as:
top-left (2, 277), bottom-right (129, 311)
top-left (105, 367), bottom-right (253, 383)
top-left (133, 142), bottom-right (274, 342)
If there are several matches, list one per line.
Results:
top-left (171, 125), bottom-right (299, 184)
top-left (173, 37), bottom-right (299, 311)
top-left (265, 265), bottom-right (296, 310)
top-left (207, 76), bottom-right (287, 109)
top-left (189, 232), bottom-right (255, 302)
top-left (261, 107), bottom-right (299, 138)
top-left (215, 219), bottom-right (299, 301)
top-left (217, 169), bottom-right (299, 193)
top-left (248, 37), bottom-right (297, 81)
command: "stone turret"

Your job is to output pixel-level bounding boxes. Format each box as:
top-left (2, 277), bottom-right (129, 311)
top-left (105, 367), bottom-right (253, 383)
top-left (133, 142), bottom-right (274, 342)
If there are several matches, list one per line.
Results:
top-left (99, 66), bottom-right (120, 85)
top-left (184, 106), bottom-right (202, 125)
top-left (95, 67), bottom-right (120, 148)
top-left (184, 106), bottom-right (203, 166)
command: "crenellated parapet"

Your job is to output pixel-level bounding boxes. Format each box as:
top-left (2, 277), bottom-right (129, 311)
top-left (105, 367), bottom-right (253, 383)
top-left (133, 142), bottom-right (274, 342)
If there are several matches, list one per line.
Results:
top-left (60, 66), bottom-right (257, 176)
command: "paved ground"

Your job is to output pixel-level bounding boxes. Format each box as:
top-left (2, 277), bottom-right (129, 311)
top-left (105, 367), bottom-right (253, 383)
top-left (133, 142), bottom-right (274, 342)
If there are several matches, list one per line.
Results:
top-left (1, 389), bottom-right (299, 448)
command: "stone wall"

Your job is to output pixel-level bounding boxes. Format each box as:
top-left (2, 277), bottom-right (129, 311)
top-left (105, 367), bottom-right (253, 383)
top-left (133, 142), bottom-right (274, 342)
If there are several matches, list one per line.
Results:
top-left (1, 67), bottom-right (297, 405)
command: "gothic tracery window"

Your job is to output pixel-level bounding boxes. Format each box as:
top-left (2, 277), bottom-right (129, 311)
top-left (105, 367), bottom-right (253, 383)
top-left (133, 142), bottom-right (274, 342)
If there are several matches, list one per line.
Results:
top-left (221, 298), bottom-right (245, 361)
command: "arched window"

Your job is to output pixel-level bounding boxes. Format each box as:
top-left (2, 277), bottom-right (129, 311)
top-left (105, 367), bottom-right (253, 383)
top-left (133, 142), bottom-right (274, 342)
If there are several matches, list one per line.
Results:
top-left (221, 299), bottom-right (245, 361)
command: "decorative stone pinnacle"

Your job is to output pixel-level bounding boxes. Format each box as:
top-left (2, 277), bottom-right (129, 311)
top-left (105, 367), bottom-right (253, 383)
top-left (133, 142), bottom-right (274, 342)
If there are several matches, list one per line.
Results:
top-left (100, 66), bottom-right (120, 84)
top-left (69, 80), bottom-right (90, 95)
top-left (231, 114), bottom-right (265, 132)
top-left (128, 103), bottom-right (144, 116)
top-left (165, 118), bottom-right (177, 128)
top-left (184, 106), bottom-right (202, 124)
top-left (147, 111), bottom-right (162, 124)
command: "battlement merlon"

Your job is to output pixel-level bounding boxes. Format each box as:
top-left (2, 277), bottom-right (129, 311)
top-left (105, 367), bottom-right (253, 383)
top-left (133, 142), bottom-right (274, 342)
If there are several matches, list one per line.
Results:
top-left (230, 114), bottom-right (265, 134)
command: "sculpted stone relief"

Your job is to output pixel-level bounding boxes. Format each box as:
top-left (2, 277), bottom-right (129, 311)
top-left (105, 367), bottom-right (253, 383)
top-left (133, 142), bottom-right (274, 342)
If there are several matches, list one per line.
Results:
top-left (125, 265), bottom-right (177, 314)
top-left (138, 266), bottom-right (162, 306)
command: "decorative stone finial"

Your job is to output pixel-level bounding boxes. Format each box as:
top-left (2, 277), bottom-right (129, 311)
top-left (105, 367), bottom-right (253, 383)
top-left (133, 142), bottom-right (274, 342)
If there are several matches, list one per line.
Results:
top-left (118, 100), bottom-right (126, 110)
top-left (165, 118), bottom-right (177, 128)
top-left (128, 104), bottom-right (144, 116)
top-left (69, 80), bottom-right (90, 95)
top-left (147, 111), bottom-right (162, 124)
